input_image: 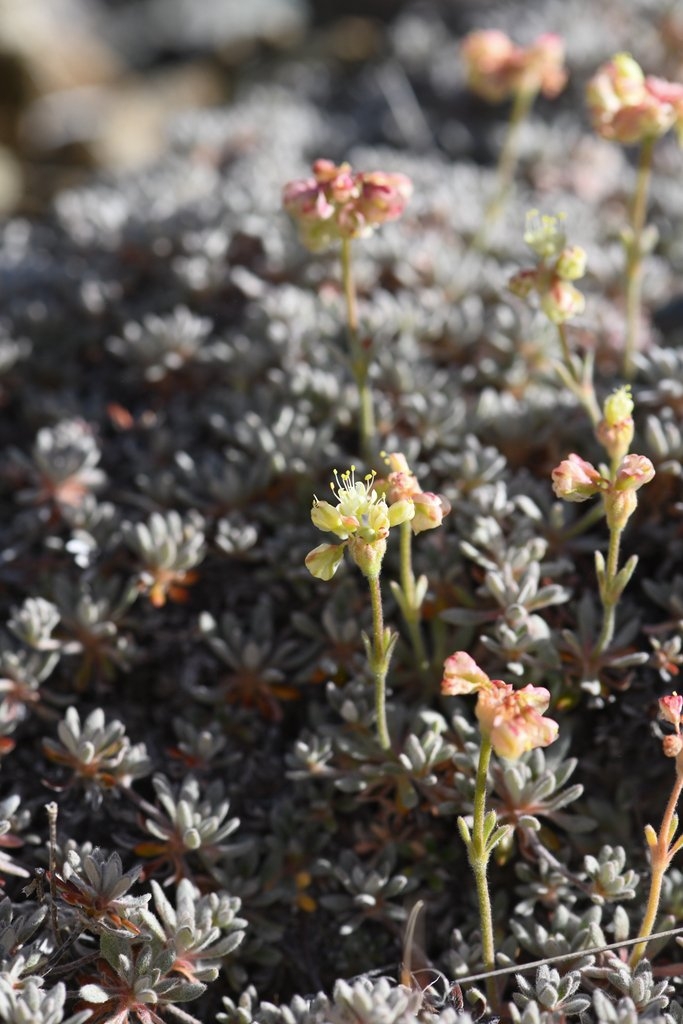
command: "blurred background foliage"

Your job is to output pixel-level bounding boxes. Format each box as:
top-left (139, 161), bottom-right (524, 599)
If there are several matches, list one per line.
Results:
top-left (0, 0), bottom-right (516, 214)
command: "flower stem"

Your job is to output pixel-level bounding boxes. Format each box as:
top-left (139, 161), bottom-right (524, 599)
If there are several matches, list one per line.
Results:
top-left (630, 772), bottom-right (683, 967)
top-left (340, 238), bottom-right (376, 462)
top-left (367, 572), bottom-right (391, 751)
top-left (399, 520), bottom-right (429, 671)
top-left (475, 88), bottom-right (535, 249)
top-left (623, 135), bottom-right (655, 380)
top-left (560, 500), bottom-right (605, 542)
top-left (468, 734), bottom-right (498, 1010)
top-left (556, 323), bottom-right (601, 428)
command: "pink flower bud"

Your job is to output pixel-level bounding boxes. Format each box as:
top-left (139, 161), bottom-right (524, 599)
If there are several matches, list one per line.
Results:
top-left (540, 280), bottom-right (585, 324)
top-left (382, 451), bottom-right (408, 473)
top-left (609, 97), bottom-right (676, 144)
top-left (596, 387), bottom-right (635, 461)
top-left (313, 159), bottom-right (347, 183)
top-left (663, 734), bottom-right (683, 758)
top-left (282, 179), bottom-right (334, 222)
top-left (441, 651), bottom-right (491, 695)
top-left (461, 30), bottom-right (517, 102)
top-left (411, 491), bottom-right (450, 533)
top-left (357, 172), bottom-right (413, 225)
top-left (476, 681), bottom-right (559, 760)
top-left (461, 30), bottom-right (566, 103)
top-left (329, 178), bottom-right (358, 206)
top-left (382, 471), bottom-right (421, 503)
top-left (376, 452), bottom-right (421, 502)
top-left (441, 655), bottom-right (559, 759)
top-left (596, 418), bottom-right (634, 464)
top-left (473, 678), bottom-right (514, 733)
top-left (646, 76), bottom-right (683, 107)
top-left (587, 53), bottom-right (682, 144)
top-left (614, 454), bottom-right (656, 490)
top-left (552, 454), bottom-right (604, 502)
top-left (518, 33), bottom-right (567, 99)
top-left (283, 161), bottom-right (412, 252)
top-left (659, 693), bottom-right (683, 728)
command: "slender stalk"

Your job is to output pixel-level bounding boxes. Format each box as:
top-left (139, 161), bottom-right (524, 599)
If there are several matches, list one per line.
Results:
top-left (475, 88), bottom-right (535, 249)
top-left (623, 135), bottom-right (656, 380)
top-left (560, 501), bottom-right (604, 542)
top-left (556, 323), bottom-right (601, 428)
top-left (630, 772), bottom-right (683, 967)
top-left (468, 735), bottom-right (498, 1010)
top-left (367, 573), bottom-right (391, 751)
top-left (340, 238), bottom-right (375, 461)
top-left (399, 520), bottom-right (429, 671)
top-left (556, 320), bottom-right (574, 370)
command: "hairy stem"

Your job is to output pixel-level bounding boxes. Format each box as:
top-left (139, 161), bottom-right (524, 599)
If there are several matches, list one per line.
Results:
top-left (623, 135), bottom-right (655, 380)
top-left (468, 734), bottom-right (498, 1010)
top-left (630, 772), bottom-right (683, 968)
top-left (367, 572), bottom-right (391, 751)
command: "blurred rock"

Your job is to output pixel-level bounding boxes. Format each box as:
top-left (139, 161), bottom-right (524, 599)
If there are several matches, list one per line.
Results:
top-left (22, 64), bottom-right (225, 171)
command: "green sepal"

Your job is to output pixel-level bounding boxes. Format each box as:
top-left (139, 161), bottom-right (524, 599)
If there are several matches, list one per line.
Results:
top-left (485, 823), bottom-right (513, 857)
top-left (594, 550), bottom-right (607, 601)
top-left (481, 809), bottom-right (499, 843)
top-left (610, 554), bottom-right (638, 601)
top-left (457, 815), bottom-right (472, 850)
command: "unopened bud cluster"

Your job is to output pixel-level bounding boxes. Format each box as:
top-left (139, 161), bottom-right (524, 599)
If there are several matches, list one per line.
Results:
top-left (553, 453), bottom-right (654, 531)
top-left (596, 386), bottom-right (635, 463)
top-left (461, 30), bottom-right (567, 103)
top-left (374, 452), bottom-right (450, 534)
top-left (509, 212), bottom-right (587, 324)
top-left (441, 651), bottom-right (558, 760)
top-left (552, 388), bottom-right (654, 531)
top-left (587, 52), bottom-right (683, 146)
top-left (659, 694), bottom-right (683, 769)
top-left (282, 160), bottom-right (413, 252)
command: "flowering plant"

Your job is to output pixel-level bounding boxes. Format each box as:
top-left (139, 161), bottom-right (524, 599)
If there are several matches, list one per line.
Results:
top-left (305, 467), bottom-right (415, 751)
top-left (586, 53), bottom-right (683, 375)
top-left (283, 161), bottom-right (413, 459)
top-left (552, 387), bottom-right (655, 662)
top-left (441, 651), bottom-right (558, 1008)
